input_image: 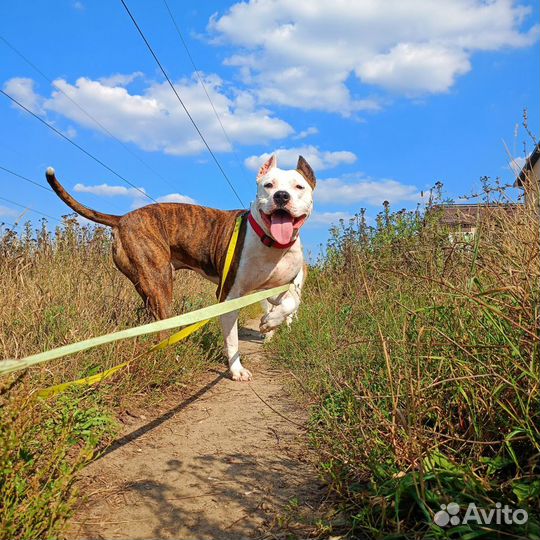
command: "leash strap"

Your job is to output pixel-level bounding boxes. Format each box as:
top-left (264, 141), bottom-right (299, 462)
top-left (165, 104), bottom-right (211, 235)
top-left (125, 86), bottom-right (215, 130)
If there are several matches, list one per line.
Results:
top-left (217, 213), bottom-right (244, 301)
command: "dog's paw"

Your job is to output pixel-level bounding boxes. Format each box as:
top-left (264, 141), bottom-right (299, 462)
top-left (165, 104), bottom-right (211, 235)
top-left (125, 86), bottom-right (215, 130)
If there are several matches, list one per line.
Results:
top-left (263, 329), bottom-right (275, 342)
top-left (259, 321), bottom-right (272, 334)
top-left (231, 368), bottom-right (253, 382)
top-left (260, 313), bottom-right (274, 333)
top-left (260, 316), bottom-right (281, 334)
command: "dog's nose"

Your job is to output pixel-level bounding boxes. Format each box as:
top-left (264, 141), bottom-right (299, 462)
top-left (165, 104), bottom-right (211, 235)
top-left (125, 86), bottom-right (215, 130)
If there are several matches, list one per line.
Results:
top-left (273, 190), bottom-right (290, 206)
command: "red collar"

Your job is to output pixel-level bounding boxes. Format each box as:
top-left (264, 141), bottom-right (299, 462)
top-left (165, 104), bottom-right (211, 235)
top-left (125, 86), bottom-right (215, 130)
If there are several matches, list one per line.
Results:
top-left (247, 212), bottom-right (296, 249)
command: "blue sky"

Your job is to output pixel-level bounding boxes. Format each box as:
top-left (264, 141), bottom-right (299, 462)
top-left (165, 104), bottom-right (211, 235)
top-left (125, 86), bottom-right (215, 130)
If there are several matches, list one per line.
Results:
top-left (0, 0), bottom-right (538, 256)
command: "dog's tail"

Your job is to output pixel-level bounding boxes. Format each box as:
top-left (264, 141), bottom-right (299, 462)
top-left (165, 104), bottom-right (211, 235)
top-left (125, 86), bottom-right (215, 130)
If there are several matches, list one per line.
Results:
top-left (46, 167), bottom-right (121, 227)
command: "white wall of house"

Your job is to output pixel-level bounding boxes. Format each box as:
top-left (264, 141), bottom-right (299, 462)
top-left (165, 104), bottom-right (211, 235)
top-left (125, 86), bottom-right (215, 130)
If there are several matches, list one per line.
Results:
top-left (532, 157), bottom-right (540, 184)
top-left (526, 157), bottom-right (540, 209)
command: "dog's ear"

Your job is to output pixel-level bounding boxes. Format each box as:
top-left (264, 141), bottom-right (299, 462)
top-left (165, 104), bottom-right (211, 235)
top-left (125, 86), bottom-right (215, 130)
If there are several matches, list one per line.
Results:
top-left (257, 154), bottom-right (277, 181)
top-left (296, 155), bottom-right (316, 189)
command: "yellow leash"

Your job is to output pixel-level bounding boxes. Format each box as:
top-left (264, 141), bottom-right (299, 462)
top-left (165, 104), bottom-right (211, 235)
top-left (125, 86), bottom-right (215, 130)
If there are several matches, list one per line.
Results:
top-left (37, 214), bottom-right (245, 398)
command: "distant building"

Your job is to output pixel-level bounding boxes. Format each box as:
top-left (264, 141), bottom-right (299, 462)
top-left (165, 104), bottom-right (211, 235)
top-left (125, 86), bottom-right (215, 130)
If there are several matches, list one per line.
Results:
top-left (434, 203), bottom-right (519, 243)
top-left (514, 142), bottom-right (539, 209)
top-left (432, 142), bottom-right (539, 241)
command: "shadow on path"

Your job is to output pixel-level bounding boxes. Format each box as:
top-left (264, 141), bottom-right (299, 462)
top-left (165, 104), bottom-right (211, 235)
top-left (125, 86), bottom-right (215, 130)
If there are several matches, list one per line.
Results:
top-left (98, 370), bottom-right (227, 460)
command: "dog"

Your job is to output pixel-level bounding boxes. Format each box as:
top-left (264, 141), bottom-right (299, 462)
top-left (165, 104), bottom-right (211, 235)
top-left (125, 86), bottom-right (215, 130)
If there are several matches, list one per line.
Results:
top-left (46, 155), bottom-right (315, 381)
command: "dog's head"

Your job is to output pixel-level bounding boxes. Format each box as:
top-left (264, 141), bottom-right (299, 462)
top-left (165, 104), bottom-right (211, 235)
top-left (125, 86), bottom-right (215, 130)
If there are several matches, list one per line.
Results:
top-left (252, 154), bottom-right (315, 245)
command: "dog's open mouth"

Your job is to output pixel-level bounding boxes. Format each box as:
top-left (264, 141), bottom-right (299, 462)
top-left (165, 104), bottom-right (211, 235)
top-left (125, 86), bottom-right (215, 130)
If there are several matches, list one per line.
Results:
top-left (260, 209), bottom-right (307, 244)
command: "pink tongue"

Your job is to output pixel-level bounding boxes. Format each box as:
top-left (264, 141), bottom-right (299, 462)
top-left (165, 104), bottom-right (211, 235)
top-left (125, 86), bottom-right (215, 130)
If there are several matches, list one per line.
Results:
top-left (270, 212), bottom-right (294, 244)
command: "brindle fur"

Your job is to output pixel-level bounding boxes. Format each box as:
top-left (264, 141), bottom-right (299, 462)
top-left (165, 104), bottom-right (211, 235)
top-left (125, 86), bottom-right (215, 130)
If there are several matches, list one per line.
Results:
top-left (46, 168), bottom-right (246, 320)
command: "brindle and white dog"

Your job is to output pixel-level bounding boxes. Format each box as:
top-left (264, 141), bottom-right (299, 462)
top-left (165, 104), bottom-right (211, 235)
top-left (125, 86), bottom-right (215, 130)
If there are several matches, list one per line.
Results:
top-left (46, 154), bottom-right (315, 381)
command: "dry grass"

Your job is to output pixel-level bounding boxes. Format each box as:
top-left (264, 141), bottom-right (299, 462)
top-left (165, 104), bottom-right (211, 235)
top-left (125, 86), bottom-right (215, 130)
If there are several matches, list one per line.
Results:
top-left (0, 215), bottom-right (225, 539)
top-left (1, 174), bottom-right (538, 539)
top-left (0, 216), bottom-right (225, 396)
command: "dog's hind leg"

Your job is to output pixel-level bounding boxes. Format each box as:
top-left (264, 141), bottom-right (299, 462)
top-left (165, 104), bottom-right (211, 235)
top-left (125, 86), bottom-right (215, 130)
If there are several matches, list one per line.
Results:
top-left (120, 266), bottom-right (173, 321)
top-left (134, 264), bottom-right (173, 321)
top-left (113, 231), bottom-right (173, 320)
top-left (220, 308), bottom-right (252, 381)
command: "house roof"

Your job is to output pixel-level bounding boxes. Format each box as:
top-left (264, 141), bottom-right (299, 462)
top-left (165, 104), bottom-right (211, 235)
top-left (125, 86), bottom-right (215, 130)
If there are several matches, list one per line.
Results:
top-left (514, 142), bottom-right (540, 188)
top-left (433, 203), bottom-right (520, 228)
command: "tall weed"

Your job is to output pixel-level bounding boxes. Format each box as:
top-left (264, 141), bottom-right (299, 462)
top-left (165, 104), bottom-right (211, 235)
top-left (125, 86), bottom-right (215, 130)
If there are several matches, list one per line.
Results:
top-left (269, 180), bottom-right (540, 538)
top-left (0, 215), bottom-right (222, 538)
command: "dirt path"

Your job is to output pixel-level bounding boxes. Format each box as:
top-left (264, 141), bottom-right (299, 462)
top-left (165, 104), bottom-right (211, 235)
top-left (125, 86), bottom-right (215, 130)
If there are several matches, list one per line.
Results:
top-left (66, 321), bottom-right (322, 540)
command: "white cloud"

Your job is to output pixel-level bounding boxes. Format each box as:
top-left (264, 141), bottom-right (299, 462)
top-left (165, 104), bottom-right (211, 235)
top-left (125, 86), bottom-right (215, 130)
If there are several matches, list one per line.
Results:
top-left (3, 77), bottom-right (44, 114)
top-left (308, 211), bottom-right (354, 227)
top-left (5, 73), bottom-right (294, 156)
top-left (98, 72), bottom-right (143, 87)
top-left (156, 193), bottom-right (197, 204)
top-left (210, 0), bottom-right (538, 112)
top-left (0, 205), bottom-right (19, 218)
top-left (510, 155), bottom-right (527, 175)
top-left (74, 183), bottom-right (146, 197)
top-left (74, 215), bottom-right (93, 226)
top-left (356, 43), bottom-right (471, 94)
top-left (317, 176), bottom-right (422, 206)
top-left (294, 126), bottom-right (318, 140)
top-left (63, 126), bottom-right (77, 138)
top-left (245, 145), bottom-right (357, 171)
top-left (74, 182), bottom-right (196, 210)
top-left (129, 193), bottom-right (196, 209)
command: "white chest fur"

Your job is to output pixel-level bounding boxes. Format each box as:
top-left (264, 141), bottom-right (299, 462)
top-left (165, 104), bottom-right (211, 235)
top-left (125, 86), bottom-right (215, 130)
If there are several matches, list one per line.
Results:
top-left (234, 226), bottom-right (304, 295)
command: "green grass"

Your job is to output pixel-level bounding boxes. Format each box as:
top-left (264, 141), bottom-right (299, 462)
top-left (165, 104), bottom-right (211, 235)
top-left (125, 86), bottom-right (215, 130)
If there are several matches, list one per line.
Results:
top-left (0, 381), bottom-right (116, 540)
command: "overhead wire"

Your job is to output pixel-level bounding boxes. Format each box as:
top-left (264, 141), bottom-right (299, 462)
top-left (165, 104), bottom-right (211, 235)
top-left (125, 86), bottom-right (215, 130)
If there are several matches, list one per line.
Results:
top-left (0, 34), bottom-right (182, 196)
top-left (119, 0), bottom-right (245, 207)
top-left (0, 162), bottom-right (129, 220)
top-left (0, 164), bottom-right (131, 224)
top-left (161, 0), bottom-right (250, 185)
top-left (0, 219), bottom-right (17, 229)
top-left (0, 164), bottom-right (53, 192)
top-left (0, 88), bottom-right (157, 203)
top-left (0, 195), bottom-right (62, 223)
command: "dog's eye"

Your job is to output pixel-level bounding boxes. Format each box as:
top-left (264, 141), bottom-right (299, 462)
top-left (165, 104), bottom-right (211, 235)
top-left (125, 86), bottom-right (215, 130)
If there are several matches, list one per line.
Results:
top-left (264, 182), bottom-right (273, 189)
top-left (296, 184), bottom-right (305, 190)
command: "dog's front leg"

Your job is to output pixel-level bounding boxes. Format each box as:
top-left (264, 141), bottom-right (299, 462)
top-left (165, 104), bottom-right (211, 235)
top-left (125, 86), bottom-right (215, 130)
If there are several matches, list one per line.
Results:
top-left (260, 266), bottom-right (305, 335)
top-left (260, 287), bottom-right (300, 334)
top-left (220, 310), bottom-right (252, 381)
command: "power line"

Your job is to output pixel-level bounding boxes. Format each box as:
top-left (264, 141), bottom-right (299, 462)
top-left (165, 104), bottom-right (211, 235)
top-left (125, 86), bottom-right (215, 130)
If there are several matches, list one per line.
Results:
top-left (0, 164), bottom-right (53, 192)
top-left (0, 34), bottom-right (182, 196)
top-left (119, 0), bottom-right (245, 207)
top-left (0, 195), bottom-right (62, 223)
top-left (0, 163), bottom-right (128, 216)
top-left (161, 0), bottom-right (249, 184)
top-left (0, 219), bottom-right (18, 229)
top-left (0, 88), bottom-right (157, 203)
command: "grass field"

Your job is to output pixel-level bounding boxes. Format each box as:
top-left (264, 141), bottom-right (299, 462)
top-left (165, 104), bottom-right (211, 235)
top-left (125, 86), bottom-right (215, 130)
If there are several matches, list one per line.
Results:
top-left (1, 176), bottom-right (538, 539)
top-left (268, 180), bottom-right (540, 538)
